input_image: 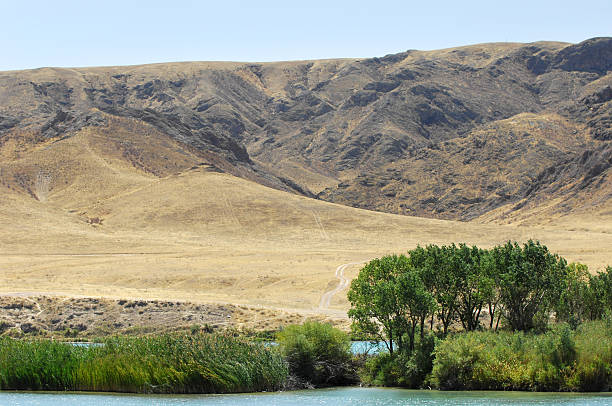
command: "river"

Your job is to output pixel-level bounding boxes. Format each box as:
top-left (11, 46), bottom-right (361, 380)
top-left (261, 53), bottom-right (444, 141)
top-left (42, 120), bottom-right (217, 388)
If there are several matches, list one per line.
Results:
top-left (1, 387), bottom-right (610, 405)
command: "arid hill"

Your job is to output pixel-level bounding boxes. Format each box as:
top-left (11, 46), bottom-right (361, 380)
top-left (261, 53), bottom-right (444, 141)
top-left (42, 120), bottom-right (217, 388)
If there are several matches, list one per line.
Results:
top-left (1, 39), bottom-right (612, 334)
top-left (1, 37), bottom-right (611, 225)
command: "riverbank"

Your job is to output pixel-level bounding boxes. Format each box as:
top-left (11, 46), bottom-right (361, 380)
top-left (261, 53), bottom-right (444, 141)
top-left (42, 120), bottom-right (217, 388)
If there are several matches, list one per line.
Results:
top-left (1, 320), bottom-right (610, 394)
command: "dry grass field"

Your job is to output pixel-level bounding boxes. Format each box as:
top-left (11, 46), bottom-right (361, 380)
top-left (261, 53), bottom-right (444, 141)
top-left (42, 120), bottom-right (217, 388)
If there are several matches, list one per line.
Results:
top-left (1, 123), bottom-right (611, 327)
top-left (1, 38), bottom-right (611, 331)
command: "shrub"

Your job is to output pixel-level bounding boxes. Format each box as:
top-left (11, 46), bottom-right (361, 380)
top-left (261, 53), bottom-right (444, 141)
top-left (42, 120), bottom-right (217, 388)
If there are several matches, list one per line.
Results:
top-left (430, 321), bottom-right (611, 391)
top-left (361, 353), bottom-right (401, 387)
top-left (276, 321), bottom-right (356, 386)
top-left (360, 333), bottom-right (437, 388)
top-left (568, 317), bottom-right (612, 391)
top-left (431, 331), bottom-right (528, 390)
top-left (531, 324), bottom-right (577, 391)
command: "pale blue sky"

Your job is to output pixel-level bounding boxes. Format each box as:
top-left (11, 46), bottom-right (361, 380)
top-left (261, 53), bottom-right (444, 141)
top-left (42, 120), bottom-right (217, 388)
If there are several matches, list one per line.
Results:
top-left (2, 0), bottom-right (611, 71)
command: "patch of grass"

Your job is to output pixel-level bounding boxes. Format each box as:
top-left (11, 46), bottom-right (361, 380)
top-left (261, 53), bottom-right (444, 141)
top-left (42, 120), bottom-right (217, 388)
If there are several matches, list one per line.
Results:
top-left (360, 333), bottom-right (437, 388)
top-left (0, 333), bottom-right (288, 393)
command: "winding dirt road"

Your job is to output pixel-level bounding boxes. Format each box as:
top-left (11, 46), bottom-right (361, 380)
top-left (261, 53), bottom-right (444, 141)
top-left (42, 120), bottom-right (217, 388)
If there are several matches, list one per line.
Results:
top-left (318, 261), bottom-right (365, 310)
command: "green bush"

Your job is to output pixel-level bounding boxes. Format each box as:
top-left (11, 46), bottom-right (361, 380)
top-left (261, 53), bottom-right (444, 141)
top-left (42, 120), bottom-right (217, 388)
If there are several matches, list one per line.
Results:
top-left (431, 330), bottom-right (531, 390)
top-left (276, 321), bottom-right (356, 386)
top-left (361, 353), bottom-right (401, 386)
top-left (430, 321), bottom-right (611, 391)
top-left (531, 324), bottom-right (577, 390)
top-left (569, 317), bottom-right (612, 391)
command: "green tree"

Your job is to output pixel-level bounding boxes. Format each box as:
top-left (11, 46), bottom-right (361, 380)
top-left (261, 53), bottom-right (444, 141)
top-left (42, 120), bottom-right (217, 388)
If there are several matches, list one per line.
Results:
top-left (347, 255), bottom-right (436, 355)
top-left (410, 245), bottom-right (459, 335)
top-left (480, 250), bottom-right (503, 330)
top-left (347, 255), bottom-right (411, 355)
top-left (584, 267), bottom-right (612, 320)
top-left (406, 245), bottom-right (437, 333)
top-left (555, 262), bottom-right (590, 328)
top-left (453, 244), bottom-right (489, 331)
top-left (490, 240), bottom-right (568, 331)
top-left (396, 270), bottom-right (437, 353)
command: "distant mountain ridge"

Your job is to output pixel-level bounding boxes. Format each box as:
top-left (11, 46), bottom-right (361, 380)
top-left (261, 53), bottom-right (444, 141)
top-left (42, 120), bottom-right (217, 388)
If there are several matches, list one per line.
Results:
top-left (1, 37), bottom-right (611, 225)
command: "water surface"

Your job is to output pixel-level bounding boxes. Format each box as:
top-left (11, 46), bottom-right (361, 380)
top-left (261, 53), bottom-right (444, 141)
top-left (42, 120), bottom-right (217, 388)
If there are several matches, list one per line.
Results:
top-left (2, 387), bottom-right (610, 406)
top-left (264, 340), bottom-right (387, 354)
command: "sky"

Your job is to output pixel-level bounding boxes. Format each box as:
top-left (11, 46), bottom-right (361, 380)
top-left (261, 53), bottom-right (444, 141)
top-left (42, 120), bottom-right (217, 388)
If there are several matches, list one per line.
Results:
top-left (1, 0), bottom-right (611, 71)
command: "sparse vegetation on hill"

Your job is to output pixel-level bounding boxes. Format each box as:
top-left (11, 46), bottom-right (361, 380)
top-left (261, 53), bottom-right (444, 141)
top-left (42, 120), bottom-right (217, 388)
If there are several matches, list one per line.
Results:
top-left (1, 39), bottom-right (611, 225)
top-left (2, 39), bottom-right (612, 227)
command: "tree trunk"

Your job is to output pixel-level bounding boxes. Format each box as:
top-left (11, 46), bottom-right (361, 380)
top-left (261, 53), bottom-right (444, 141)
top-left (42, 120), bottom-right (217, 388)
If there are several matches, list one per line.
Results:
top-left (409, 323), bottom-right (416, 354)
top-left (420, 315), bottom-right (426, 340)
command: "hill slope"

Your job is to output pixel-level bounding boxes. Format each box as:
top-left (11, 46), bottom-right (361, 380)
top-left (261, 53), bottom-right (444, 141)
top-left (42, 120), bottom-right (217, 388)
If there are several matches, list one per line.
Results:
top-left (2, 38), bottom-right (611, 225)
top-left (1, 136), bottom-right (612, 312)
top-left (1, 39), bottom-right (612, 325)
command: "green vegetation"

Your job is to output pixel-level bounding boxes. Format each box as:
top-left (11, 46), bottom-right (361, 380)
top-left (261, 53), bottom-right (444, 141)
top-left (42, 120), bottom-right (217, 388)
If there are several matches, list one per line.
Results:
top-left (557, 264), bottom-right (612, 326)
top-left (0, 333), bottom-right (287, 393)
top-left (360, 332), bottom-right (436, 388)
top-left (490, 241), bottom-right (568, 331)
top-left (348, 240), bottom-right (612, 391)
top-left (2, 240), bottom-right (610, 394)
top-left (277, 321), bottom-right (356, 386)
top-left (348, 255), bottom-right (435, 355)
top-left (0, 321), bottom-right (356, 393)
top-left (431, 319), bottom-right (612, 391)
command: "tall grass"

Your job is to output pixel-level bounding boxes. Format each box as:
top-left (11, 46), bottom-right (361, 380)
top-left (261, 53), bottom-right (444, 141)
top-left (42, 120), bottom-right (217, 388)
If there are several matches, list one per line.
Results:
top-left (277, 321), bottom-right (357, 386)
top-left (0, 334), bottom-right (288, 393)
top-left (430, 319), bottom-right (612, 391)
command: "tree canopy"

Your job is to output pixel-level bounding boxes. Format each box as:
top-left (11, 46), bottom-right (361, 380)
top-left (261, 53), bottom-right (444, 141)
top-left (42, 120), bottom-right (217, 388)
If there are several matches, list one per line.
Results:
top-left (347, 240), bottom-right (611, 358)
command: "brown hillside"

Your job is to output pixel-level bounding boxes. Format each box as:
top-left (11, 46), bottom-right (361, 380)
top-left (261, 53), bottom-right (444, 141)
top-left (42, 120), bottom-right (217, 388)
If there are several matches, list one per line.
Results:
top-left (1, 39), bottom-right (612, 329)
top-left (1, 38), bottom-right (611, 225)
top-left (2, 160), bottom-right (612, 313)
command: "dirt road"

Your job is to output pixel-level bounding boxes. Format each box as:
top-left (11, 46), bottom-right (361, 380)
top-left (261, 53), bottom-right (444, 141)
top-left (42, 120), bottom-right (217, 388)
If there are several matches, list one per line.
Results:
top-left (318, 261), bottom-right (365, 310)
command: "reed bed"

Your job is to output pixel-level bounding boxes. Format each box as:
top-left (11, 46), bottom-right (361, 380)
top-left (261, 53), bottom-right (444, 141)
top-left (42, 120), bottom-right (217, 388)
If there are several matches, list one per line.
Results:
top-left (0, 334), bottom-right (288, 393)
top-left (431, 319), bottom-right (612, 391)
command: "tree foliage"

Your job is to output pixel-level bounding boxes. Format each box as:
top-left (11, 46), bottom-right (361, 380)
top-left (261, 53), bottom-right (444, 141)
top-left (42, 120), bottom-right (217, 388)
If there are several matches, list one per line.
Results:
top-left (347, 241), bottom-right (612, 389)
top-left (348, 240), bottom-right (612, 359)
top-left (490, 240), bottom-right (568, 331)
top-left (347, 255), bottom-right (435, 355)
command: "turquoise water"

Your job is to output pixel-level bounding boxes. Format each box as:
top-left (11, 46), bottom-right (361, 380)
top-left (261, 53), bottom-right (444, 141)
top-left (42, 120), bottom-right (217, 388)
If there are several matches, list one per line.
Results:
top-left (351, 340), bottom-right (387, 354)
top-left (264, 341), bottom-right (387, 354)
top-left (1, 388), bottom-right (610, 406)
